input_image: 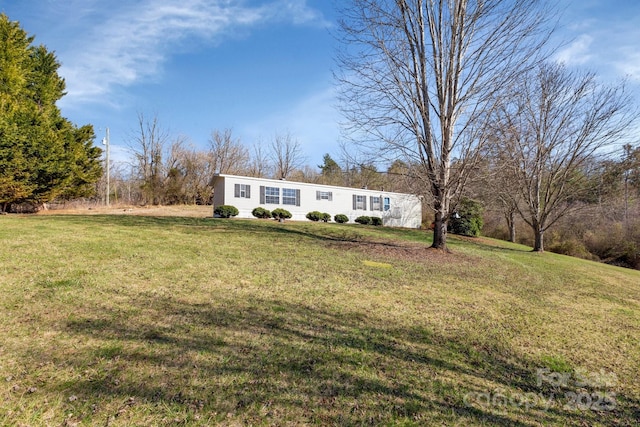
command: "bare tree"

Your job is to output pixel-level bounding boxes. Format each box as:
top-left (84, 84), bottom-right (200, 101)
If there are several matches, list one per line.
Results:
top-left (493, 62), bottom-right (635, 251)
top-left (336, 0), bottom-right (553, 250)
top-left (179, 146), bottom-right (215, 205)
top-left (289, 165), bottom-right (321, 184)
top-left (246, 141), bottom-right (271, 178)
top-left (208, 129), bottom-right (250, 175)
top-left (128, 112), bottom-right (170, 205)
top-left (163, 136), bottom-right (211, 205)
top-left (270, 131), bottom-right (305, 179)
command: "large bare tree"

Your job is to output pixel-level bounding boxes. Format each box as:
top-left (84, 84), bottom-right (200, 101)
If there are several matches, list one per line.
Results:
top-left (270, 131), bottom-right (305, 180)
top-left (337, 0), bottom-right (552, 250)
top-left (246, 141), bottom-right (271, 178)
top-left (208, 129), bottom-right (250, 175)
top-left (492, 62), bottom-right (635, 251)
top-left (128, 112), bottom-right (170, 205)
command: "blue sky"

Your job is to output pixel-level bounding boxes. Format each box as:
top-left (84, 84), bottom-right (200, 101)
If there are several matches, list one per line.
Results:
top-left (1, 0), bottom-right (639, 168)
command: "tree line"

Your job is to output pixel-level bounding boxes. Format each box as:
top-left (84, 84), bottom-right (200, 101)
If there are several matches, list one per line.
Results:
top-left (98, 112), bottom-right (420, 207)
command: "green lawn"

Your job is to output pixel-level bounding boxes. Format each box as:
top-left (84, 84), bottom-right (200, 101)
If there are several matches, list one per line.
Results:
top-left (1, 214), bottom-right (638, 426)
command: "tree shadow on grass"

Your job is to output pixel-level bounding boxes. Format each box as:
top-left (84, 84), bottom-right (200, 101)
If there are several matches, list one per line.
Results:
top-left (40, 292), bottom-right (633, 426)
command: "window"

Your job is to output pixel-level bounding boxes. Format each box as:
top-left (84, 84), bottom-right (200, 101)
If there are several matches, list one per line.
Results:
top-left (234, 183), bottom-right (251, 199)
top-left (282, 188), bottom-right (300, 206)
top-left (370, 196), bottom-right (382, 211)
top-left (383, 197), bottom-right (391, 211)
top-left (353, 194), bottom-right (367, 210)
top-left (265, 186), bottom-right (279, 204)
top-left (316, 191), bottom-right (333, 201)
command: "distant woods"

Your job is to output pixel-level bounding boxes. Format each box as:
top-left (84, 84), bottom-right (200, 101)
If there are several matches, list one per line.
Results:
top-left (104, 113), bottom-right (419, 207)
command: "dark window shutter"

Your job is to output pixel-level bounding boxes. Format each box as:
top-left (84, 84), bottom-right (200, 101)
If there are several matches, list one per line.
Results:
top-left (260, 186), bottom-right (265, 204)
top-left (380, 195), bottom-right (384, 211)
top-left (364, 196), bottom-right (367, 211)
top-left (352, 194), bottom-right (356, 210)
top-left (329, 192), bottom-right (333, 201)
top-left (296, 189), bottom-right (301, 206)
top-left (234, 184), bottom-right (240, 198)
top-left (370, 196), bottom-right (374, 210)
top-left (246, 185), bottom-right (251, 199)
top-left (316, 191), bottom-right (321, 200)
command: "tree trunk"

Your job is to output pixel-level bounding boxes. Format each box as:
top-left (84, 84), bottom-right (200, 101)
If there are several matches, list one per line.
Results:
top-left (432, 212), bottom-right (448, 250)
top-left (533, 227), bottom-right (544, 252)
top-left (506, 210), bottom-right (516, 243)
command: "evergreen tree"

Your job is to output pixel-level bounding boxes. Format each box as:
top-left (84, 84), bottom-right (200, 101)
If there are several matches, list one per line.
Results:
top-left (0, 14), bottom-right (102, 211)
top-left (318, 153), bottom-right (343, 186)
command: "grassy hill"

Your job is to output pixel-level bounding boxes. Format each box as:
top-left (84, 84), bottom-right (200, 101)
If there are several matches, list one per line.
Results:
top-left (0, 214), bottom-right (638, 426)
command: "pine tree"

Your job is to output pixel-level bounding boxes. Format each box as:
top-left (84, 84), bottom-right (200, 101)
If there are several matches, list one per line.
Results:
top-left (0, 14), bottom-right (102, 211)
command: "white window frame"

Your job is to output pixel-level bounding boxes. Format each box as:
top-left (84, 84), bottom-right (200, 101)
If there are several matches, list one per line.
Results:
top-left (265, 186), bottom-right (280, 204)
top-left (282, 188), bottom-right (298, 206)
top-left (239, 184), bottom-right (249, 198)
top-left (234, 183), bottom-right (251, 199)
top-left (316, 191), bottom-right (333, 201)
top-left (371, 196), bottom-right (382, 211)
top-left (383, 197), bottom-right (391, 211)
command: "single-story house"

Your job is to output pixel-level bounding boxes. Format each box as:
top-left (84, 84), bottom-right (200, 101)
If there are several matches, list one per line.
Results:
top-left (211, 173), bottom-right (422, 228)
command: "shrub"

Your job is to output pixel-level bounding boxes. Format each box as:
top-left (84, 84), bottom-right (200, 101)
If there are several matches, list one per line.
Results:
top-left (370, 216), bottom-right (383, 226)
top-left (214, 205), bottom-right (239, 218)
top-left (548, 238), bottom-right (596, 261)
top-left (334, 214), bottom-right (349, 224)
top-left (272, 208), bottom-right (292, 221)
top-left (320, 212), bottom-right (331, 222)
top-left (306, 211), bottom-right (323, 221)
top-left (355, 216), bottom-right (372, 225)
top-left (252, 207), bottom-right (271, 219)
top-left (448, 198), bottom-right (483, 237)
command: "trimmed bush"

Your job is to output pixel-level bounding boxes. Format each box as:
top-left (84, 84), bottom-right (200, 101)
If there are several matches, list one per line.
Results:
top-left (272, 208), bottom-right (292, 221)
top-left (214, 205), bottom-right (239, 218)
top-left (371, 216), bottom-right (383, 226)
top-left (252, 207), bottom-right (271, 219)
top-left (355, 216), bottom-right (372, 225)
top-left (306, 211), bottom-right (332, 222)
top-left (306, 211), bottom-right (323, 222)
top-left (334, 214), bottom-right (349, 224)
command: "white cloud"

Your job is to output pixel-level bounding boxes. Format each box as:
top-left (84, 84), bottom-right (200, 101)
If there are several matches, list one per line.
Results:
top-left (614, 48), bottom-right (640, 80)
top-left (57, 0), bottom-right (328, 108)
top-left (554, 34), bottom-right (594, 66)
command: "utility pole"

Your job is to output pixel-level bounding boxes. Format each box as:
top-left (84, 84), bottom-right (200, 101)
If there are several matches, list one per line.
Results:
top-left (102, 127), bottom-right (110, 206)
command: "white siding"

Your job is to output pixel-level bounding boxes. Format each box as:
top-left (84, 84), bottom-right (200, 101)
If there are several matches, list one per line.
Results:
top-left (212, 174), bottom-right (422, 228)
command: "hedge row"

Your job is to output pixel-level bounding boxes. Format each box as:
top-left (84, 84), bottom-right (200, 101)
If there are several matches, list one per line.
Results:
top-left (217, 205), bottom-right (384, 226)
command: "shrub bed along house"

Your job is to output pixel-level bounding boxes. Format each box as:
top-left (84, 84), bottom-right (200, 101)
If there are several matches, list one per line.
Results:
top-left (252, 207), bottom-right (272, 219)
top-left (334, 214), bottom-right (349, 224)
top-left (306, 211), bottom-right (323, 221)
top-left (355, 216), bottom-right (372, 225)
top-left (214, 205), bottom-right (239, 218)
top-left (272, 208), bottom-right (292, 222)
top-left (306, 211), bottom-right (332, 222)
